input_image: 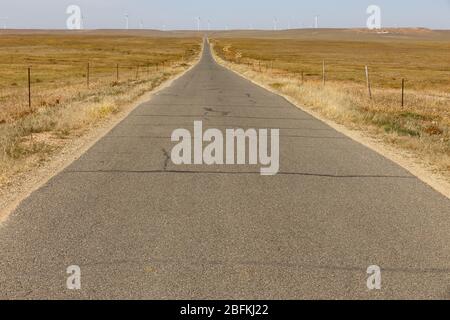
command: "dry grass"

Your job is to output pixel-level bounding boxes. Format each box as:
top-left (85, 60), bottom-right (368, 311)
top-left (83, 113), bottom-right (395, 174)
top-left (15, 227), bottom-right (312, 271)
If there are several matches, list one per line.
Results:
top-left (0, 32), bottom-right (201, 187)
top-left (211, 30), bottom-right (450, 180)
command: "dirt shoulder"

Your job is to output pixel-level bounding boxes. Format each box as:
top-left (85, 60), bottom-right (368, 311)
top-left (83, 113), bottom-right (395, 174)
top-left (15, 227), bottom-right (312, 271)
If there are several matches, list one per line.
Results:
top-left (0, 60), bottom-right (199, 223)
top-left (212, 47), bottom-right (450, 200)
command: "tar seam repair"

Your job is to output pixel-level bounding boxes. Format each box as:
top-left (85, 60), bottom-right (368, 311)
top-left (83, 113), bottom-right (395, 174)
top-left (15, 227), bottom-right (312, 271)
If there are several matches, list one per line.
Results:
top-left (171, 121), bottom-right (280, 175)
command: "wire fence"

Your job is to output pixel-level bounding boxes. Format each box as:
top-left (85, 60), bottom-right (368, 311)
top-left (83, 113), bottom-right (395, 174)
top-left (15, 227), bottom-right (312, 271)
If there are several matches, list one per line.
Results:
top-left (227, 55), bottom-right (450, 106)
top-left (0, 59), bottom-right (183, 122)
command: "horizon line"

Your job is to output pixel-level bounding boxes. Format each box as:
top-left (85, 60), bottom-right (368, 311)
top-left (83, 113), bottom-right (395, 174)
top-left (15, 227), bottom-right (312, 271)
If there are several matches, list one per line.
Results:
top-left (1, 27), bottom-right (450, 32)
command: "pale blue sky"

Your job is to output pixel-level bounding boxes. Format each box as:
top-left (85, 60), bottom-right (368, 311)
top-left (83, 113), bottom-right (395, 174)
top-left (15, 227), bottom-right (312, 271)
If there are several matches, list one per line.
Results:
top-left (1, 0), bottom-right (450, 30)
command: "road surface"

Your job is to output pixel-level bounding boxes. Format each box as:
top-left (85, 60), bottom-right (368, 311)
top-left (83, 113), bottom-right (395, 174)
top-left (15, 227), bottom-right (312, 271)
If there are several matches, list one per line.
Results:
top-left (0, 39), bottom-right (449, 299)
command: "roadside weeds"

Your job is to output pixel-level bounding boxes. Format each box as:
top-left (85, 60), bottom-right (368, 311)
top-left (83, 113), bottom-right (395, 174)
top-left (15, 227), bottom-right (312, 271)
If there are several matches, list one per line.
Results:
top-left (0, 53), bottom-right (201, 223)
top-left (211, 45), bottom-right (450, 199)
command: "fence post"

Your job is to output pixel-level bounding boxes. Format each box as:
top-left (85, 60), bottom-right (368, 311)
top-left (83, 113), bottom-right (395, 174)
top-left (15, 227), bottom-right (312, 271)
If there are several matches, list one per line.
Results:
top-left (365, 66), bottom-right (372, 99)
top-left (116, 63), bottom-right (119, 81)
top-left (27, 66), bottom-right (33, 143)
top-left (136, 65), bottom-right (139, 80)
top-left (322, 60), bottom-right (326, 85)
top-left (87, 63), bottom-right (90, 88)
top-left (301, 71), bottom-right (304, 85)
top-left (401, 79), bottom-right (405, 107)
top-left (28, 67), bottom-right (31, 110)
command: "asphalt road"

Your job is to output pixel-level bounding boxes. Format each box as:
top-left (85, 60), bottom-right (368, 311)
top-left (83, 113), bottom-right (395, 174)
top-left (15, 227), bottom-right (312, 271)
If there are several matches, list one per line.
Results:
top-left (0, 40), bottom-right (449, 300)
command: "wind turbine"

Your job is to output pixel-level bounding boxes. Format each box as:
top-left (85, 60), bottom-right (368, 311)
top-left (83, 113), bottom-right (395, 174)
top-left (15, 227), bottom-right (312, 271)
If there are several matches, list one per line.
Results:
top-left (125, 13), bottom-right (129, 30)
top-left (273, 17), bottom-right (278, 31)
top-left (196, 17), bottom-right (201, 31)
top-left (207, 19), bottom-right (211, 31)
top-left (314, 15), bottom-right (319, 29)
top-left (139, 19), bottom-right (144, 29)
top-left (0, 17), bottom-right (8, 30)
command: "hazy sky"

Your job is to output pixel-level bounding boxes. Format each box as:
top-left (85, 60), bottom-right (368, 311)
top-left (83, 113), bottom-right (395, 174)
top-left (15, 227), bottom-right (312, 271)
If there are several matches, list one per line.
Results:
top-left (1, 0), bottom-right (450, 30)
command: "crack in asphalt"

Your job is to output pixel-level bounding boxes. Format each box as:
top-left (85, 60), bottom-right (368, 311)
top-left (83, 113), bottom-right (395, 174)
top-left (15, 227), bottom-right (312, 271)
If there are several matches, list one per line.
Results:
top-left (161, 148), bottom-right (171, 171)
top-left (63, 169), bottom-right (414, 179)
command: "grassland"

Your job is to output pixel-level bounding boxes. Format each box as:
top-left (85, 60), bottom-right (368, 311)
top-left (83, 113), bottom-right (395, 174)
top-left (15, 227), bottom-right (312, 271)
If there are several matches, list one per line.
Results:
top-left (211, 29), bottom-right (450, 182)
top-left (0, 31), bottom-right (201, 188)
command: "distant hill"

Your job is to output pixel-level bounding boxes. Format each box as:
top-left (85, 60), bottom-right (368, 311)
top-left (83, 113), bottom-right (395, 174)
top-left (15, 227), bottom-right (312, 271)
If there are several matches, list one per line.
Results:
top-left (208, 28), bottom-right (450, 42)
top-left (0, 29), bottom-right (202, 38)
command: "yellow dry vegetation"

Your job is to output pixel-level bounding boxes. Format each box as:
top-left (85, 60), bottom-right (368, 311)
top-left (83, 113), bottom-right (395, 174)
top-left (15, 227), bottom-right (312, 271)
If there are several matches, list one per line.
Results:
top-left (0, 31), bottom-right (201, 187)
top-left (211, 29), bottom-right (450, 180)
